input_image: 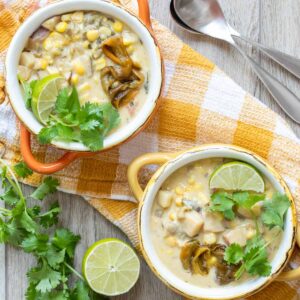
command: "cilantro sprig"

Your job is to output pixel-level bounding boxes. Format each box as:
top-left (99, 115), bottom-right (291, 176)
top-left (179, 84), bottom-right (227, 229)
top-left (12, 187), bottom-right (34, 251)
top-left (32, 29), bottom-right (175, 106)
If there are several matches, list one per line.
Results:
top-left (224, 236), bottom-right (272, 279)
top-left (38, 87), bottom-right (120, 151)
top-left (20, 78), bottom-right (121, 152)
top-left (210, 191), bottom-right (265, 220)
top-left (222, 192), bottom-right (290, 280)
top-left (0, 160), bottom-right (106, 299)
top-left (261, 193), bottom-right (290, 229)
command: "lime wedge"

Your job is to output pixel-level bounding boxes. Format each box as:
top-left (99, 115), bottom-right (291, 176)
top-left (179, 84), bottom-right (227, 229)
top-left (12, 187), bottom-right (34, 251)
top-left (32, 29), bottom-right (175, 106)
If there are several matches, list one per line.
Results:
top-left (82, 238), bottom-right (140, 296)
top-left (31, 74), bottom-right (65, 125)
top-left (209, 161), bottom-right (265, 192)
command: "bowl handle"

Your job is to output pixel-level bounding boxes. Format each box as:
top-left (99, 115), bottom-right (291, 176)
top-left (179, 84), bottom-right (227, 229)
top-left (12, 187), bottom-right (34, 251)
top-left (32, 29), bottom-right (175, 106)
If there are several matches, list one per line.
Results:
top-left (276, 224), bottom-right (300, 281)
top-left (137, 0), bottom-right (152, 29)
top-left (20, 124), bottom-right (93, 174)
top-left (127, 152), bottom-right (176, 201)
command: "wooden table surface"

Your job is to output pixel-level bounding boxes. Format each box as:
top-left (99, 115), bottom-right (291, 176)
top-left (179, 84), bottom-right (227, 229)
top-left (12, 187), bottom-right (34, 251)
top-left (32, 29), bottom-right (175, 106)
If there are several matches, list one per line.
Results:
top-left (1, 0), bottom-right (300, 299)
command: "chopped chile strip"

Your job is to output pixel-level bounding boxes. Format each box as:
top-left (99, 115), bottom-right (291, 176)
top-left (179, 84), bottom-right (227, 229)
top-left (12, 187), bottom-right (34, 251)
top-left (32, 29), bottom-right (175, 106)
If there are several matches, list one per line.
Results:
top-left (101, 36), bottom-right (144, 108)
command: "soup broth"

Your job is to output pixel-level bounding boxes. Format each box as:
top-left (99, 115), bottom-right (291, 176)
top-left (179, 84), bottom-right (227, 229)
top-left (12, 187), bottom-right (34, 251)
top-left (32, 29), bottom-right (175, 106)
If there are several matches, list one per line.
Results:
top-left (150, 158), bottom-right (283, 287)
top-left (18, 11), bottom-right (150, 129)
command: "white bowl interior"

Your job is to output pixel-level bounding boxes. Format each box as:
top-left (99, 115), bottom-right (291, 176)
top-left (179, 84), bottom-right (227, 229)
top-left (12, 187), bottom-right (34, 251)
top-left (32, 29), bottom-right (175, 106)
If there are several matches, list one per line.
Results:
top-left (5, 0), bottom-right (162, 151)
top-left (140, 146), bottom-right (294, 299)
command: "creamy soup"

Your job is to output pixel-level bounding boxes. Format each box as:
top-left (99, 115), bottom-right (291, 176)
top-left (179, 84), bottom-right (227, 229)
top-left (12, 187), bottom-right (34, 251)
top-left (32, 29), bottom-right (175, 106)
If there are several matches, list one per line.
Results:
top-left (18, 11), bottom-right (150, 128)
top-left (150, 158), bottom-right (284, 287)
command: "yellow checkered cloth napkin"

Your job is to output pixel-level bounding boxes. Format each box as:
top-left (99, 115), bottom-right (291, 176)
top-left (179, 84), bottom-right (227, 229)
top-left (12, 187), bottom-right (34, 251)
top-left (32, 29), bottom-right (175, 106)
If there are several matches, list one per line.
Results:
top-left (0, 0), bottom-right (300, 298)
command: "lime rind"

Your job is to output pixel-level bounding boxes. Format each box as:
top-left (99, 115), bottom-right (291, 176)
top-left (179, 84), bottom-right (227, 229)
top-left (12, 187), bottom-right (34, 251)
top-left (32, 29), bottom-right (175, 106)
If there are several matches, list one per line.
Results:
top-left (31, 74), bottom-right (65, 125)
top-left (209, 161), bottom-right (265, 192)
top-left (82, 238), bottom-right (140, 296)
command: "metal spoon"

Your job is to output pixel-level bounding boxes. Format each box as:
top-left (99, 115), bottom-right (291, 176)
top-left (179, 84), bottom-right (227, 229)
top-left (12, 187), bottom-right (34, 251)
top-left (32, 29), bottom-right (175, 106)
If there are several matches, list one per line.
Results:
top-left (171, 0), bottom-right (300, 124)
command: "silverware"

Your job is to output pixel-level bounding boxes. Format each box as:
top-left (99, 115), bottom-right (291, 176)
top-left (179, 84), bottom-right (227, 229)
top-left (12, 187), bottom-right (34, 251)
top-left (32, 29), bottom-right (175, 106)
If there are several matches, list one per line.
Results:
top-left (171, 0), bottom-right (300, 124)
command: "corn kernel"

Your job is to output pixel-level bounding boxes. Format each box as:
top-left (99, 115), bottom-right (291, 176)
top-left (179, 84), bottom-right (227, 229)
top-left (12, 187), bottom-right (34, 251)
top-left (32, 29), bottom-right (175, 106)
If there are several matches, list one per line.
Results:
top-left (123, 38), bottom-right (132, 46)
top-left (43, 38), bottom-right (52, 50)
top-left (49, 31), bottom-right (62, 38)
top-left (169, 213), bottom-right (176, 221)
top-left (113, 21), bottom-right (123, 32)
top-left (55, 22), bottom-right (68, 33)
top-left (71, 74), bottom-right (79, 85)
top-left (188, 176), bottom-right (195, 185)
top-left (82, 41), bottom-right (90, 49)
top-left (73, 61), bottom-right (85, 75)
top-left (78, 82), bottom-right (91, 93)
top-left (175, 187), bottom-right (183, 195)
top-left (86, 30), bottom-right (99, 42)
top-left (175, 197), bottom-right (183, 207)
top-left (126, 45), bottom-right (134, 54)
top-left (207, 256), bottom-right (217, 267)
top-left (34, 58), bottom-right (48, 70)
top-left (94, 57), bottom-right (106, 71)
top-left (40, 59), bottom-right (48, 70)
top-left (246, 229), bottom-right (256, 240)
top-left (165, 236), bottom-right (177, 247)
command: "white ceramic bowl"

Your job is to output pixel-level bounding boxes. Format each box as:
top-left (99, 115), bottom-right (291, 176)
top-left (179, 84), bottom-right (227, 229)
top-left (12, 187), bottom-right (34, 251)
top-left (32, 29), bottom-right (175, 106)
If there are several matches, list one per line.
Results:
top-left (5, 0), bottom-right (162, 152)
top-left (128, 144), bottom-right (299, 300)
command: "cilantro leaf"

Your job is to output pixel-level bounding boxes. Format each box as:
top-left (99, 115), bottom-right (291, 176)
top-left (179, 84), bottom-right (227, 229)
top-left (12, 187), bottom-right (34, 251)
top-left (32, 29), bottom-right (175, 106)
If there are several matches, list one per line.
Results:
top-left (27, 260), bottom-right (62, 293)
top-left (225, 236), bottom-right (272, 280)
top-left (80, 119), bottom-right (101, 131)
top-left (243, 246), bottom-right (271, 277)
top-left (210, 191), bottom-right (266, 220)
top-left (14, 162), bottom-right (33, 178)
top-left (101, 102), bottom-right (120, 135)
top-left (55, 87), bottom-right (70, 115)
top-left (68, 87), bottom-right (81, 114)
top-left (39, 201), bottom-right (60, 228)
top-left (224, 244), bottom-right (244, 264)
top-left (21, 234), bottom-right (49, 253)
top-left (210, 192), bottom-right (235, 220)
top-left (38, 126), bottom-right (59, 145)
top-left (0, 186), bottom-right (19, 206)
top-left (233, 192), bottom-right (265, 210)
top-left (55, 124), bottom-right (75, 142)
top-left (70, 281), bottom-right (90, 300)
top-left (31, 177), bottom-right (59, 201)
top-left (261, 193), bottom-right (290, 229)
top-left (44, 247), bottom-right (66, 269)
top-left (81, 129), bottom-right (103, 152)
top-left (52, 228), bottom-right (80, 258)
top-left (19, 77), bottom-right (37, 109)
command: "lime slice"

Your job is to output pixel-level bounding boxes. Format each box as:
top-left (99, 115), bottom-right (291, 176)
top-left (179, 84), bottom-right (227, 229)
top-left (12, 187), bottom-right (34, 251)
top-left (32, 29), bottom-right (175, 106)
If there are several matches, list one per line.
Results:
top-left (82, 238), bottom-right (140, 296)
top-left (209, 161), bottom-right (265, 192)
top-left (31, 74), bottom-right (65, 124)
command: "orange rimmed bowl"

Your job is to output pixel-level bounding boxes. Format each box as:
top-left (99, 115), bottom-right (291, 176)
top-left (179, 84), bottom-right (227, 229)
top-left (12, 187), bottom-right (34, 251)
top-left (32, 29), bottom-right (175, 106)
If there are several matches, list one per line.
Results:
top-left (5, 0), bottom-right (163, 174)
top-left (128, 144), bottom-right (300, 300)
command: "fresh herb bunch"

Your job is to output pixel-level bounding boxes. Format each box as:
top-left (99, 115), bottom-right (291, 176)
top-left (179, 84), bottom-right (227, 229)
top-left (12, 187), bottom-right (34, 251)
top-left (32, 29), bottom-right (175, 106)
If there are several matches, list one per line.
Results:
top-left (22, 80), bottom-right (120, 152)
top-left (224, 235), bottom-right (272, 279)
top-left (222, 193), bottom-right (290, 279)
top-left (0, 161), bottom-right (106, 299)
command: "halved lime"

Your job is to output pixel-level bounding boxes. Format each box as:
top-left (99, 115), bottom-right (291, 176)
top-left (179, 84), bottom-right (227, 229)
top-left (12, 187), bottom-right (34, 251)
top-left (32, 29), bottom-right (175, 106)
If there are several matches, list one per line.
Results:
top-left (209, 161), bottom-right (265, 192)
top-left (82, 238), bottom-right (140, 296)
top-left (31, 74), bottom-right (65, 124)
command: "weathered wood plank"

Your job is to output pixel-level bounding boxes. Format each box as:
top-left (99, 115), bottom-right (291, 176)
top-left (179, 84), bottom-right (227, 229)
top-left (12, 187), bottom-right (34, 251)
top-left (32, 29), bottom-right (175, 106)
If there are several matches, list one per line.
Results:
top-left (260, 0), bottom-right (300, 136)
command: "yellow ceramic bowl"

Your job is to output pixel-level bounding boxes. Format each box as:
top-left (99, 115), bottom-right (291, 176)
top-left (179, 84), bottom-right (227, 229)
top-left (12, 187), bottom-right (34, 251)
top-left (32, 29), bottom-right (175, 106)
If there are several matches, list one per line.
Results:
top-left (128, 144), bottom-right (300, 300)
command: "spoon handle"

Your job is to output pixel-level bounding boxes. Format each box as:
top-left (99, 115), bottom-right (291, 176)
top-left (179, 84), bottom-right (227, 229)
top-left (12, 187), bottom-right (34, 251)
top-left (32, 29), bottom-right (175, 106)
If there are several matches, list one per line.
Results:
top-left (234, 45), bottom-right (300, 124)
top-left (235, 35), bottom-right (300, 80)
